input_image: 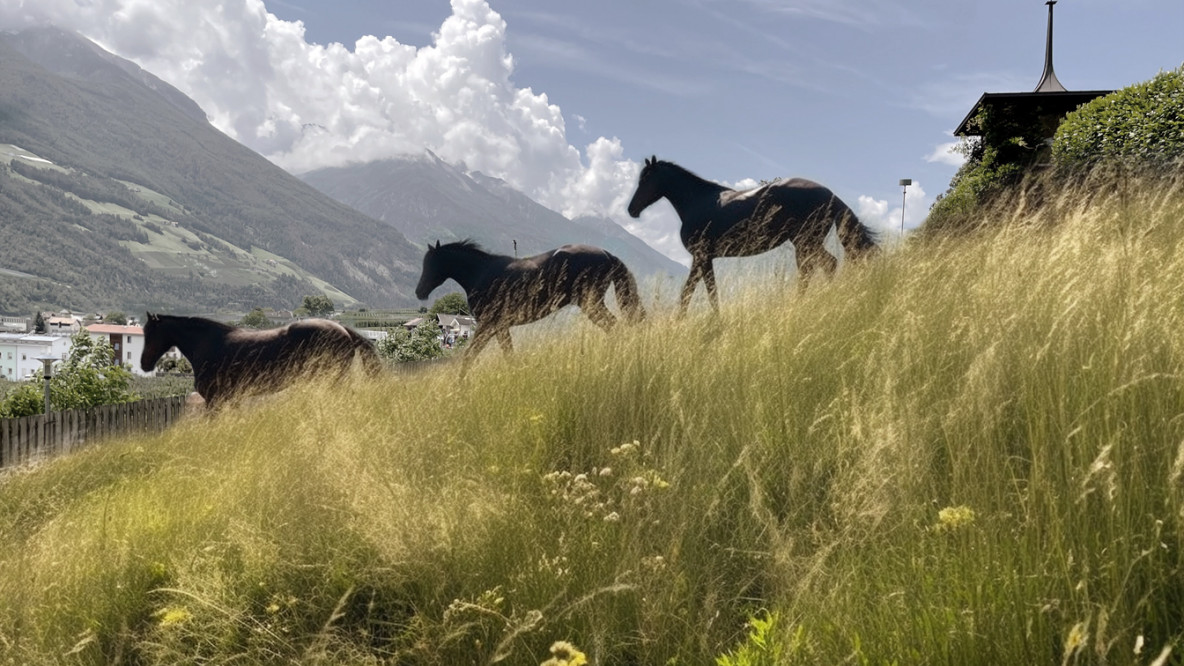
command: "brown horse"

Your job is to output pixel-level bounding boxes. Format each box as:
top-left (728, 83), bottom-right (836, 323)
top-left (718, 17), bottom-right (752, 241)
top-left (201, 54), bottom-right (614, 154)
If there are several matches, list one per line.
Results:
top-left (415, 240), bottom-right (645, 371)
top-left (628, 156), bottom-right (878, 316)
top-left (140, 313), bottom-right (381, 408)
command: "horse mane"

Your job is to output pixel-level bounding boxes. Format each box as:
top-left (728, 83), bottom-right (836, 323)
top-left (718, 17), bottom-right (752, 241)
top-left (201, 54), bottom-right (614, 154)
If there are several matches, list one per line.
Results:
top-left (649, 158), bottom-right (731, 193)
top-left (437, 239), bottom-right (499, 258)
top-left (451, 239), bottom-right (485, 252)
top-left (150, 313), bottom-right (237, 333)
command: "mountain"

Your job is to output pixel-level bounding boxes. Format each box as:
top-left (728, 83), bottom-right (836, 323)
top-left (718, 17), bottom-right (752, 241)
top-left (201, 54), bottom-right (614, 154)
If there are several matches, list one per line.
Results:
top-left (299, 153), bottom-right (687, 280)
top-left (0, 27), bottom-right (423, 315)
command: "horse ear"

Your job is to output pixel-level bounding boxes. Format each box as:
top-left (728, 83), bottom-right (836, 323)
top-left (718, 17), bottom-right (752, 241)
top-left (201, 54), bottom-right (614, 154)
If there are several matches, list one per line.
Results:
top-left (435, 240), bottom-right (441, 249)
top-left (644, 157), bottom-right (652, 166)
top-left (650, 155), bottom-right (657, 164)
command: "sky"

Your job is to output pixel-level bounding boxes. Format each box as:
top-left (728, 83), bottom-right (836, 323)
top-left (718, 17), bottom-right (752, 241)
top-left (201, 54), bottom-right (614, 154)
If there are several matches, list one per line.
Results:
top-left (0, 0), bottom-right (1180, 265)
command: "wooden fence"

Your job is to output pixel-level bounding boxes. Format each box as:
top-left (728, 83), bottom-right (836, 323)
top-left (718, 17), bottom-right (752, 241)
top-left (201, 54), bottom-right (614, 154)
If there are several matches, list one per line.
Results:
top-left (0, 395), bottom-right (188, 470)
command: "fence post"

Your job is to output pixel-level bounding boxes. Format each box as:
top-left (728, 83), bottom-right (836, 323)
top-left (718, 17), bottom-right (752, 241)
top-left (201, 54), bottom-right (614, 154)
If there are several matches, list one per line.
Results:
top-left (0, 417), bottom-right (9, 468)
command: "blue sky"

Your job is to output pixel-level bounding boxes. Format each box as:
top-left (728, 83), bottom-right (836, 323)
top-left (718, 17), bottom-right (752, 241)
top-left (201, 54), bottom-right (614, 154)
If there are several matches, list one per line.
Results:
top-left (1, 0), bottom-right (1181, 262)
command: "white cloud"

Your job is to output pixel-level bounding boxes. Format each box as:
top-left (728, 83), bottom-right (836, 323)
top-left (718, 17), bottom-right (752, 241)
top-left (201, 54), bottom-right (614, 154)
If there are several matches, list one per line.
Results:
top-left (925, 139), bottom-right (965, 167)
top-left (857, 180), bottom-right (929, 241)
top-left (727, 177), bottom-right (761, 190)
top-left (0, 0), bottom-right (662, 257)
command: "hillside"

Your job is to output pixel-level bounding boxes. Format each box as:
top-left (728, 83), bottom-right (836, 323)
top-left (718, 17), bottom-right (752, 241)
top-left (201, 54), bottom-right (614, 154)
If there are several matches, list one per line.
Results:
top-left (299, 152), bottom-right (688, 284)
top-left (2, 168), bottom-right (1183, 663)
top-left (0, 27), bottom-right (423, 314)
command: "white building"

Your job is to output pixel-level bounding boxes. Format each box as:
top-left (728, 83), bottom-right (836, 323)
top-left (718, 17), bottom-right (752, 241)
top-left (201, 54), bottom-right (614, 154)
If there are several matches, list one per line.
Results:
top-left (0, 333), bottom-right (71, 380)
top-left (0, 316), bottom-right (28, 333)
top-left (84, 323), bottom-right (155, 376)
top-left (437, 314), bottom-right (476, 340)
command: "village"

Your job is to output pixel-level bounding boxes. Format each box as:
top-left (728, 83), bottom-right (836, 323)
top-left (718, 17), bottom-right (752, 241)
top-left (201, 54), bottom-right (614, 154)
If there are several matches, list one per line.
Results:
top-left (0, 309), bottom-right (476, 381)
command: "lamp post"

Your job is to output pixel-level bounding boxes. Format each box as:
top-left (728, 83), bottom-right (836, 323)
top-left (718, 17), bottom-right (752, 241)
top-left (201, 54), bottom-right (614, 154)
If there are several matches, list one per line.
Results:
top-left (34, 354), bottom-right (57, 414)
top-left (898, 179), bottom-right (912, 237)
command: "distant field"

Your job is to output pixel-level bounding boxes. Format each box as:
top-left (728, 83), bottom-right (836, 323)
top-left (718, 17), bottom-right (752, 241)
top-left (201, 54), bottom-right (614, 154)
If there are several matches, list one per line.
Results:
top-left (336, 308), bottom-right (425, 329)
top-left (0, 143), bottom-right (67, 173)
top-left (3, 144), bottom-right (360, 306)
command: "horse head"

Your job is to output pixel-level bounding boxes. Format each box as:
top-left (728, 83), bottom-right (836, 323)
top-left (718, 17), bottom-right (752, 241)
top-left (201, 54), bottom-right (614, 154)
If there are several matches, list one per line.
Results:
top-left (416, 240), bottom-right (445, 300)
top-left (139, 312), bottom-right (170, 372)
top-left (628, 155), bottom-right (667, 218)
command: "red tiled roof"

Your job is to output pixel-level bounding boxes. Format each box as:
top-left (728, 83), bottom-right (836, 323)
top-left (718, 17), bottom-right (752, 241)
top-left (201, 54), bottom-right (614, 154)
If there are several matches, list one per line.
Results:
top-left (85, 324), bottom-right (144, 335)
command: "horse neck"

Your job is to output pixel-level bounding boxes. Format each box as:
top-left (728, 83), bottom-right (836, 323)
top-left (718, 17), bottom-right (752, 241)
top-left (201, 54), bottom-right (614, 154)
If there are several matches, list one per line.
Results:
top-left (161, 317), bottom-right (222, 361)
top-left (659, 165), bottom-right (730, 223)
top-left (441, 247), bottom-right (512, 293)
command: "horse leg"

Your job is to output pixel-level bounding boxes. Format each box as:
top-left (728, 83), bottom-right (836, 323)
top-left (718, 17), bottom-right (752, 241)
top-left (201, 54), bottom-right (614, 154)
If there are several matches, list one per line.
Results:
top-left (460, 328), bottom-right (496, 377)
top-left (678, 259), bottom-right (707, 318)
top-left (796, 248), bottom-right (837, 292)
top-left (701, 261), bottom-right (721, 315)
top-left (497, 329), bottom-right (514, 354)
top-left (580, 294), bottom-right (617, 333)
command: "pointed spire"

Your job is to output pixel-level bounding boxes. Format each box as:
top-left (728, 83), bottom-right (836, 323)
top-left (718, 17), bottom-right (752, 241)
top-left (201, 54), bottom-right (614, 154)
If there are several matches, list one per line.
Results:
top-left (1035, 0), bottom-right (1067, 92)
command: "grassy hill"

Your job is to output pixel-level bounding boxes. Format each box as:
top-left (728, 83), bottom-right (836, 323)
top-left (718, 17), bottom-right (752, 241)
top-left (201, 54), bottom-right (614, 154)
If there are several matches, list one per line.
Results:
top-left (1, 168), bottom-right (1183, 664)
top-left (0, 28), bottom-right (423, 315)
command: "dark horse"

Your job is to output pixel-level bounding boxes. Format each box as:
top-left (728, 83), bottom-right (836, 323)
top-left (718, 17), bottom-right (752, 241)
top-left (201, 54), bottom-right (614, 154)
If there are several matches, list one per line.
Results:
top-left (415, 240), bottom-right (645, 368)
top-left (628, 156), bottom-right (878, 315)
top-left (140, 313), bottom-right (381, 408)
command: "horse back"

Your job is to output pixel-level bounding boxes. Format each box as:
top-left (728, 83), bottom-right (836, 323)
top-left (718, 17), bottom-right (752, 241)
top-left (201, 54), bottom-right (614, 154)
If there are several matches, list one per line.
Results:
top-left (472, 244), bottom-right (621, 326)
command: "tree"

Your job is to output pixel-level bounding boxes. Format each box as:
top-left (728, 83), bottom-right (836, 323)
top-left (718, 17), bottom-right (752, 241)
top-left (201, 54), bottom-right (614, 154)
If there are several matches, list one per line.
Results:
top-left (0, 331), bottom-right (138, 417)
top-left (239, 307), bottom-right (272, 329)
top-left (104, 311), bottom-right (128, 325)
top-left (157, 356), bottom-right (193, 374)
top-left (924, 104), bottom-right (1040, 234)
top-left (300, 293), bottom-right (335, 318)
top-left (32, 311), bottom-right (46, 334)
top-left (376, 322), bottom-right (444, 364)
top-left (1052, 65), bottom-right (1184, 167)
top-left (429, 292), bottom-right (469, 316)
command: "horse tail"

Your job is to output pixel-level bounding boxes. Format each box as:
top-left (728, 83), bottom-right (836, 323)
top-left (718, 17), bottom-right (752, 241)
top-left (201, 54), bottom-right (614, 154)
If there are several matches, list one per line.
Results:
top-left (608, 255), bottom-right (646, 323)
top-left (837, 207), bottom-right (880, 261)
top-left (348, 329), bottom-right (384, 376)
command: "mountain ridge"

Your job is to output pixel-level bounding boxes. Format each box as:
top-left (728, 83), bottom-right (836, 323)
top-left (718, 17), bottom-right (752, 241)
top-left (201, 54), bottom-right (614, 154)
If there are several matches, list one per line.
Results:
top-left (0, 26), bottom-right (423, 314)
top-left (299, 154), bottom-right (687, 285)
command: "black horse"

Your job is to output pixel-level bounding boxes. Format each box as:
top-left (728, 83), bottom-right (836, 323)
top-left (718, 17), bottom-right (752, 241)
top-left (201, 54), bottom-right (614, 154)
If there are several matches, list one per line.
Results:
top-left (415, 240), bottom-right (645, 368)
top-left (140, 313), bottom-right (381, 408)
top-left (628, 156), bottom-right (878, 315)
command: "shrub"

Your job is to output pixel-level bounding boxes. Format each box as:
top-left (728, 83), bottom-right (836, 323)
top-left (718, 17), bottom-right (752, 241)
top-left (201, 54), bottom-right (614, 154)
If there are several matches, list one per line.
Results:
top-left (925, 101), bottom-right (1045, 234)
top-left (1053, 65), bottom-right (1184, 166)
top-left (0, 331), bottom-right (138, 417)
top-left (376, 321), bottom-right (444, 364)
top-left (429, 292), bottom-right (469, 316)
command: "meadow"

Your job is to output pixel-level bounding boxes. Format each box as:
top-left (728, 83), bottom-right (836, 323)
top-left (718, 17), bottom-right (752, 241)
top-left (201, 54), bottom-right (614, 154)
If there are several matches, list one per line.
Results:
top-left (2, 167), bottom-right (1184, 665)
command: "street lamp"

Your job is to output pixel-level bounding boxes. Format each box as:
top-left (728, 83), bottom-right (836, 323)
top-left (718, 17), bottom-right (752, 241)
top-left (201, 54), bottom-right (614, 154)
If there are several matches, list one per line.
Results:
top-left (34, 354), bottom-right (57, 414)
top-left (898, 179), bottom-right (913, 237)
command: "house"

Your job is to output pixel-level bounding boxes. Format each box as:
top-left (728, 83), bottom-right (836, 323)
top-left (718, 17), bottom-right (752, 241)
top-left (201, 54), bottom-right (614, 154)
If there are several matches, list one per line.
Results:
top-left (953, 2), bottom-right (1111, 161)
top-left (437, 314), bottom-right (476, 341)
top-left (45, 311), bottom-right (83, 335)
top-left (84, 323), bottom-right (156, 376)
top-left (0, 333), bottom-right (71, 380)
top-left (400, 314), bottom-right (476, 345)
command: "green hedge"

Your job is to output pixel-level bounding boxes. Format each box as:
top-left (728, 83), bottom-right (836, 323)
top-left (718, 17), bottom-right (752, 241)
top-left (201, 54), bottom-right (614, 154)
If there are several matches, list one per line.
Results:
top-left (1053, 65), bottom-right (1184, 166)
